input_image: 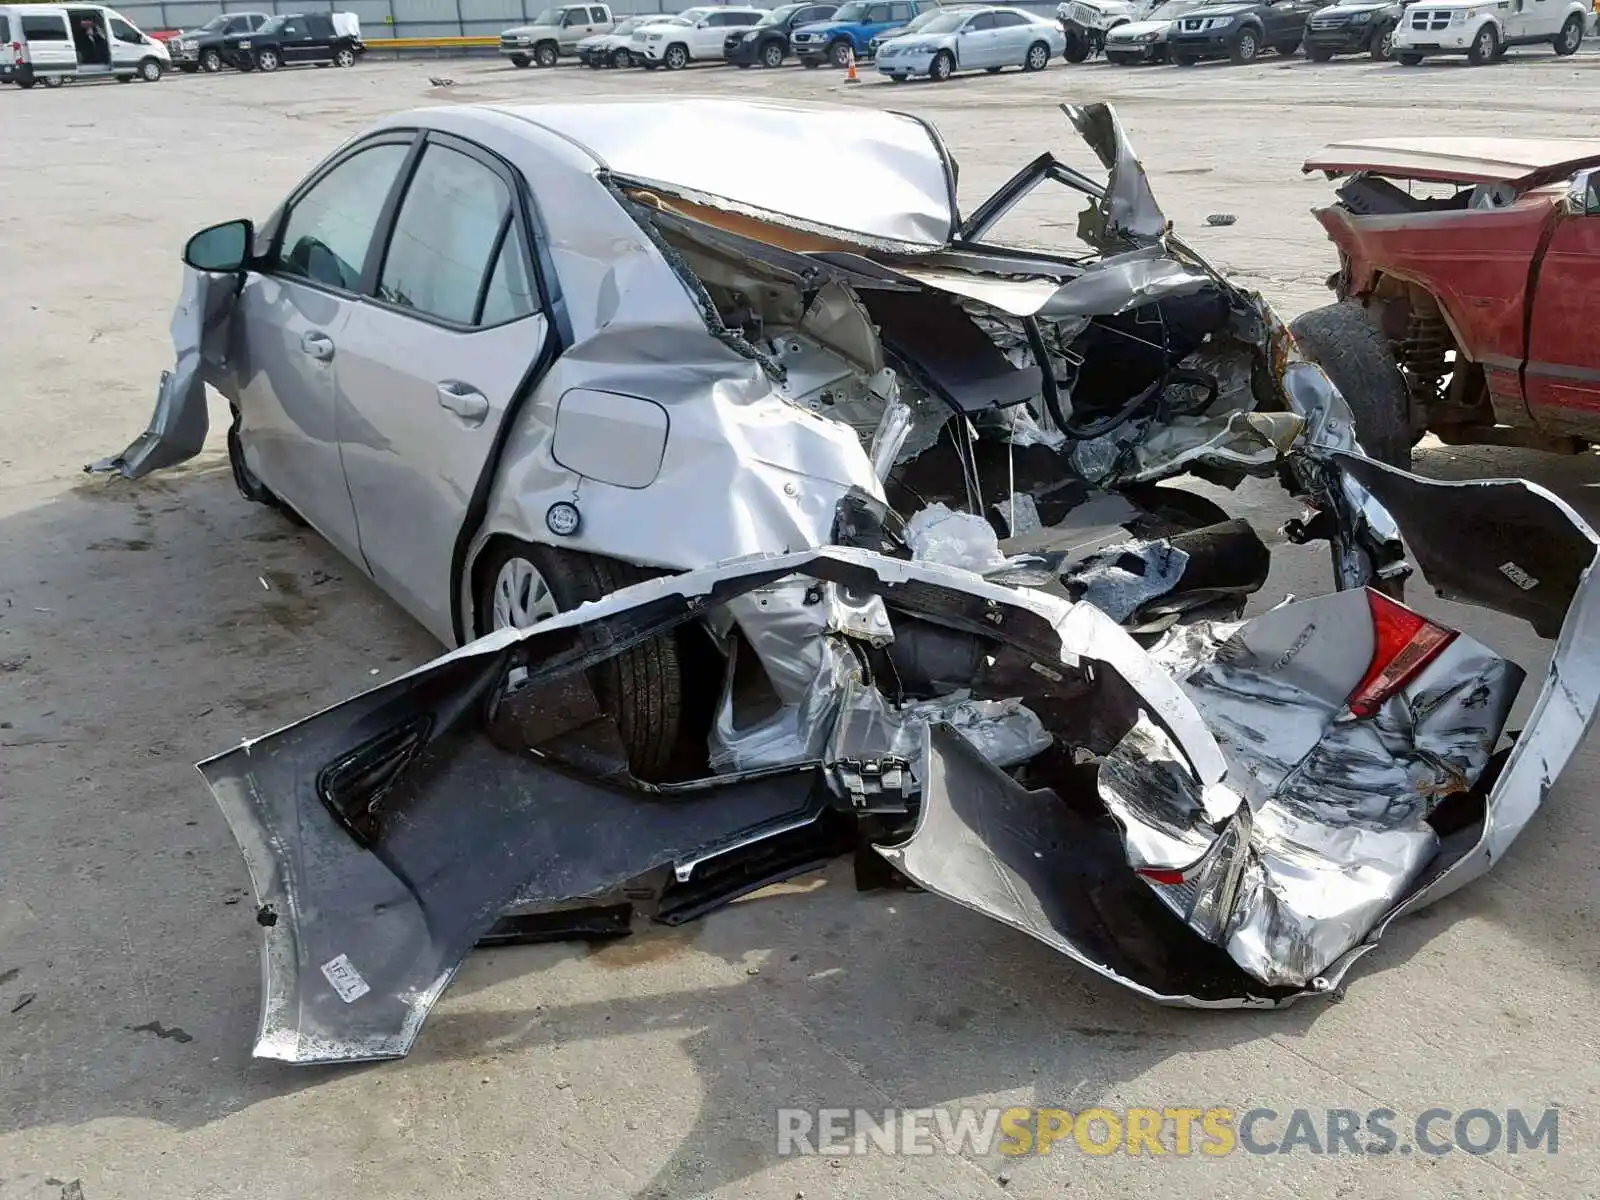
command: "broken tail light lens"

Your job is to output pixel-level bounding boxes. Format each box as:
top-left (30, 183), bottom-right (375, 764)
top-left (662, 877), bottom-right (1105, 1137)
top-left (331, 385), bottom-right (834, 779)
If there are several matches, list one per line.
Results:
top-left (1136, 867), bottom-right (1188, 885)
top-left (1347, 589), bottom-right (1458, 719)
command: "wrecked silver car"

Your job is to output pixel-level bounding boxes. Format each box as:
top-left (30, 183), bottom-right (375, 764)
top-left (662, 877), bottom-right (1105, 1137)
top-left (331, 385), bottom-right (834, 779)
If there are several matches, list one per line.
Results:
top-left (101, 99), bottom-right (1600, 1063)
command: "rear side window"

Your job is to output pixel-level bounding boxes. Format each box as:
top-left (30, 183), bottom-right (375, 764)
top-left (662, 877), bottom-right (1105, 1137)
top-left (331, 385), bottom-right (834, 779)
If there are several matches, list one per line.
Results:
top-left (0, 15), bottom-right (11, 41)
top-left (277, 143), bottom-right (410, 292)
top-left (993, 11), bottom-right (1029, 26)
top-left (306, 13), bottom-right (333, 35)
top-left (377, 144), bottom-right (518, 327)
top-left (22, 15), bottom-right (70, 39)
top-left (281, 16), bottom-right (307, 36)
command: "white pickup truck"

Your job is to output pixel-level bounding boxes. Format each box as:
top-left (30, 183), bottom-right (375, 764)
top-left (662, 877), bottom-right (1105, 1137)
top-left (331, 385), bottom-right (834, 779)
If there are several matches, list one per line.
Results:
top-left (500, 3), bottom-right (614, 67)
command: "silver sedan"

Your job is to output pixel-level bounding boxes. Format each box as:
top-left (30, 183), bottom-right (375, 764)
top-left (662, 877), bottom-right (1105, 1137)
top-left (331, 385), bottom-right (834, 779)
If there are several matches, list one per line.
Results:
top-left (875, 6), bottom-right (1067, 79)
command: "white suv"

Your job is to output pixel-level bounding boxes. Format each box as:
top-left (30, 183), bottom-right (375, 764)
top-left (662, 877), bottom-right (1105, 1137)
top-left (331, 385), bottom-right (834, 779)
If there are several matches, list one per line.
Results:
top-left (1393, 0), bottom-right (1591, 64)
top-left (635, 5), bottom-right (768, 67)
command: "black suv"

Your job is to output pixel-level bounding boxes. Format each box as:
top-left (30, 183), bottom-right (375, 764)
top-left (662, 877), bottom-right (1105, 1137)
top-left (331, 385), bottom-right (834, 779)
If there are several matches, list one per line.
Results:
top-left (1168, 0), bottom-right (1320, 62)
top-left (170, 11), bottom-right (269, 73)
top-left (724, 1), bottom-right (840, 66)
top-left (1301, 0), bottom-right (1402, 58)
top-left (223, 12), bottom-right (365, 72)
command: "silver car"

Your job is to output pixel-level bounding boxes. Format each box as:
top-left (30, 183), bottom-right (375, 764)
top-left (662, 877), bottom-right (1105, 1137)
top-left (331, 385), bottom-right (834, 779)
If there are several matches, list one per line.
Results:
top-left (100, 100), bottom-right (1600, 1062)
top-left (876, 6), bottom-right (1067, 79)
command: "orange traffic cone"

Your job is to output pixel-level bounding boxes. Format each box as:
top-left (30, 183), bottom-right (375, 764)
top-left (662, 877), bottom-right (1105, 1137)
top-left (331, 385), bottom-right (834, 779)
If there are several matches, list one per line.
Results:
top-left (845, 44), bottom-right (859, 82)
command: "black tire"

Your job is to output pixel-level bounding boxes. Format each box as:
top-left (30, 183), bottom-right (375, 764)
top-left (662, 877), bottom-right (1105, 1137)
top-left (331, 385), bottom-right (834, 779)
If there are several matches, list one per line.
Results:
top-left (929, 48), bottom-right (952, 79)
top-left (201, 48), bottom-right (222, 71)
top-left (42, 74), bottom-right (64, 87)
top-left (828, 37), bottom-right (852, 67)
top-left (256, 48), bottom-right (280, 72)
top-left (1229, 26), bottom-right (1260, 62)
top-left (1397, 50), bottom-right (1422, 64)
top-left (1370, 23), bottom-right (1395, 59)
top-left (475, 541), bottom-right (683, 782)
top-left (1274, 38), bottom-right (1299, 55)
top-left (1306, 44), bottom-right (1333, 61)
top-left (1289, 302), bottom-right (1413, 467)
top-left (611, 46), bottom-right (632, 68)
top-left (139, 56), bottom-right (163, 81)
top-left (1024, 39), bottom-right (1049, 71)
top-left (534, 41), bottom-right (559, 67)
top-left (509, 52), bottom-right (531, 66)
top-left (334, 45), bottom-right (356, 67)
top-left (1555, 13), bottom-right (1583, 54)
top-left (1465, 22), bottom-right (1497, 64)
top-left (663, 42), bottom-right (688, 69)
top-left (1063, 30), bottom-right (1091, 62)
top-left (761, 38), bottom-right (784, 67)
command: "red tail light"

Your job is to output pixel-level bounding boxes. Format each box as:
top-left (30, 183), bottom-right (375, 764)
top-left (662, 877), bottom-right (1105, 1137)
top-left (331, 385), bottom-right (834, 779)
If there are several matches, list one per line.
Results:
top-left (1136, 867), bottom-right (1188, 885)
top-left (1347, 589), bottom-right (1457, 719)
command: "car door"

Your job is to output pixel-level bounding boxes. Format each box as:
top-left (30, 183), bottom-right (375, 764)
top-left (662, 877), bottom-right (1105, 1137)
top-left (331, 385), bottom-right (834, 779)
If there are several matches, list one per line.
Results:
top-left (300, 12), bottom-right (334, 60)
top-left (21, 12), bottom-right (78, 72)
top-left (866, 1), bottom-right (901, 41)
top-left (1524, 172), bottom-right (1600, 439)
top-left (232, 135), bottom-right (415, 564)
top-left (989, 11), bottom-right (1034, 64)
top-left (333, 134), bottom-right (553, 641)
top-left (106, 14), bottom-right (148, 70)
top-left (956, 11), bottom-right (998, 67)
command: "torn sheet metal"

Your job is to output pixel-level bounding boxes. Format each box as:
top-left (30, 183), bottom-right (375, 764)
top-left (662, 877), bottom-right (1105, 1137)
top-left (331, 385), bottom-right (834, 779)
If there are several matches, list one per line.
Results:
top-left (1063, 539), bottom-right (1191, 623)
top-left (905, 502), bottom-right (1012, 573)
top-left (87, 268), bottom-right (230, 478)
top-left (1063, 103), bottom-right (1168, 249)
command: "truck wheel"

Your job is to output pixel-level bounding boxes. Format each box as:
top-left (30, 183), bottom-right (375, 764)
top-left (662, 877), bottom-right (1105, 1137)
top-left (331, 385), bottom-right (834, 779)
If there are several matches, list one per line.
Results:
top-left (534, 40), bottom-right (559, 67)
top-left (828, 37), bottom-right (853, 66)
top-left (1370, 23), bottom-right (1395, 58)
top-left (334, 45), bottom-right (356, 67)
top-left (1397, 50), bottom-right (1422, 64)
top-left (256, 48), bottom-right (280, 71)
top-left (1024, 39), bottom-right (1050, 70)
top-left (1465, 22), bottom-right (1497, 64)
top-left (1229, 27), bottom-right (1260, 62)
top-left (1063, 30), bottom-right (1091, 62)
top-left (139, 56), bottom-right (163, 81)
top-left (1554, 13), bottom-right (1583, 54)
top-left (1289, 302), bottom-right (1413, 467)
top-left (476, 541), bottom-right (683, 783)
top-left (761, 39), bottom-right (784, 67)
top-left (201, 47), bottom-right (223, 71)
top-left (611, 47), bottom-right (633, 67)
top-left (509, 52), bottom-right (531, 66)
top-left (664, 42), bottom-right (689, 69)
top-left (930, 48), bottom-right (953, 79)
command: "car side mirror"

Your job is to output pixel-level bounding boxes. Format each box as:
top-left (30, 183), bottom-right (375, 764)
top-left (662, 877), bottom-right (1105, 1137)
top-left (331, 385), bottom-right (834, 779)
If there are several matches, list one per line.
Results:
top-left (696, 18), bottom-right (710, 27)
top-left (1566, 169), bottom-right (1600, 217)
top-left (184, 219), bottom-right (254, 273)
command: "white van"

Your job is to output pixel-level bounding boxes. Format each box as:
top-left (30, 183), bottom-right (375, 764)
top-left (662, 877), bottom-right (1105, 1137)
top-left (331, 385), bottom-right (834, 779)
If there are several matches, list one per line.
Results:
top-left (0, 3), bottom-right (170, 87)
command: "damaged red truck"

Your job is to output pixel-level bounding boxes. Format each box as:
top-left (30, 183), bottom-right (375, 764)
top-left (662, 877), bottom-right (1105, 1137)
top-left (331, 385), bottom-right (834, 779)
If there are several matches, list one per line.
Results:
top-left (1292, 138), bottom-right (1600, 465)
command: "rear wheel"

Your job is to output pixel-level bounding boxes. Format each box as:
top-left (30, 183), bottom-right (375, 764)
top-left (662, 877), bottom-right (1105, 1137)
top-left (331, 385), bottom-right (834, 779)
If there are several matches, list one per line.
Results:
top-left (16, 76), bottom-right (34, 88)
top-left (1554, 12), bottom-right (1583, 54)
top-left (201, 47), bottom-right (222, 71)
top-left (1465, 22), bottom-right (1497, 64)
top-left (334, 45), bottom-right (356, 67)
top-left (761, 38), bottom-right (784, 67)
top-left (534, 40), bottom-right (559, 66)
top-left (256, 48), bottom-right (280, 72)
top-left (828, 37), bottom-right (853, 67)
top-left (1289, 302), bottom-right (1413, 467)
top-left (476, 541), bottom-right (683, 782)
top-left (41, 74), bottom-right (64, 87)
top-left (930, 48), bottom-right (953, 79)
top-left (1229, 27), bottom-right (1260, 62)
top-left (138, 56), bottom-right (163, 81)
top-left (1024, 39), bottom-right (1049, 70)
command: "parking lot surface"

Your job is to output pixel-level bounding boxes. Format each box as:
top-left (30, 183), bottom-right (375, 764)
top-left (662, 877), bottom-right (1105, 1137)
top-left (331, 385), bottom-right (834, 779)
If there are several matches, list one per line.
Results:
top-left (3, 49), bottom-right (1600, 1200)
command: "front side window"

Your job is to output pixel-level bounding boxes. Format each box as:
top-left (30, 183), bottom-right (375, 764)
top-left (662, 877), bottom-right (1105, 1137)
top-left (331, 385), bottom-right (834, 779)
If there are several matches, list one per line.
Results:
top-left (888, 2), bottom-right (913, 19)
top-left (277, 143), bottom-right (410, 293)
top-left (377, 144), bottom-right (515, 326)
top-left (282, 17), bottom-right (306, 37)
top-left (589, 6), bottom-right (608, 21)
top-left (109, 17), bottom-right (143, 43)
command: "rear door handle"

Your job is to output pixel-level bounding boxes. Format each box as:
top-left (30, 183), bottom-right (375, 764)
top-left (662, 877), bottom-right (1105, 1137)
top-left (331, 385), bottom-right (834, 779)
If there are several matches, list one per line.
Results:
top-left (300, 331), bottom-right (335, 362)
top-left (437, 381), bottom-right (490, 426)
